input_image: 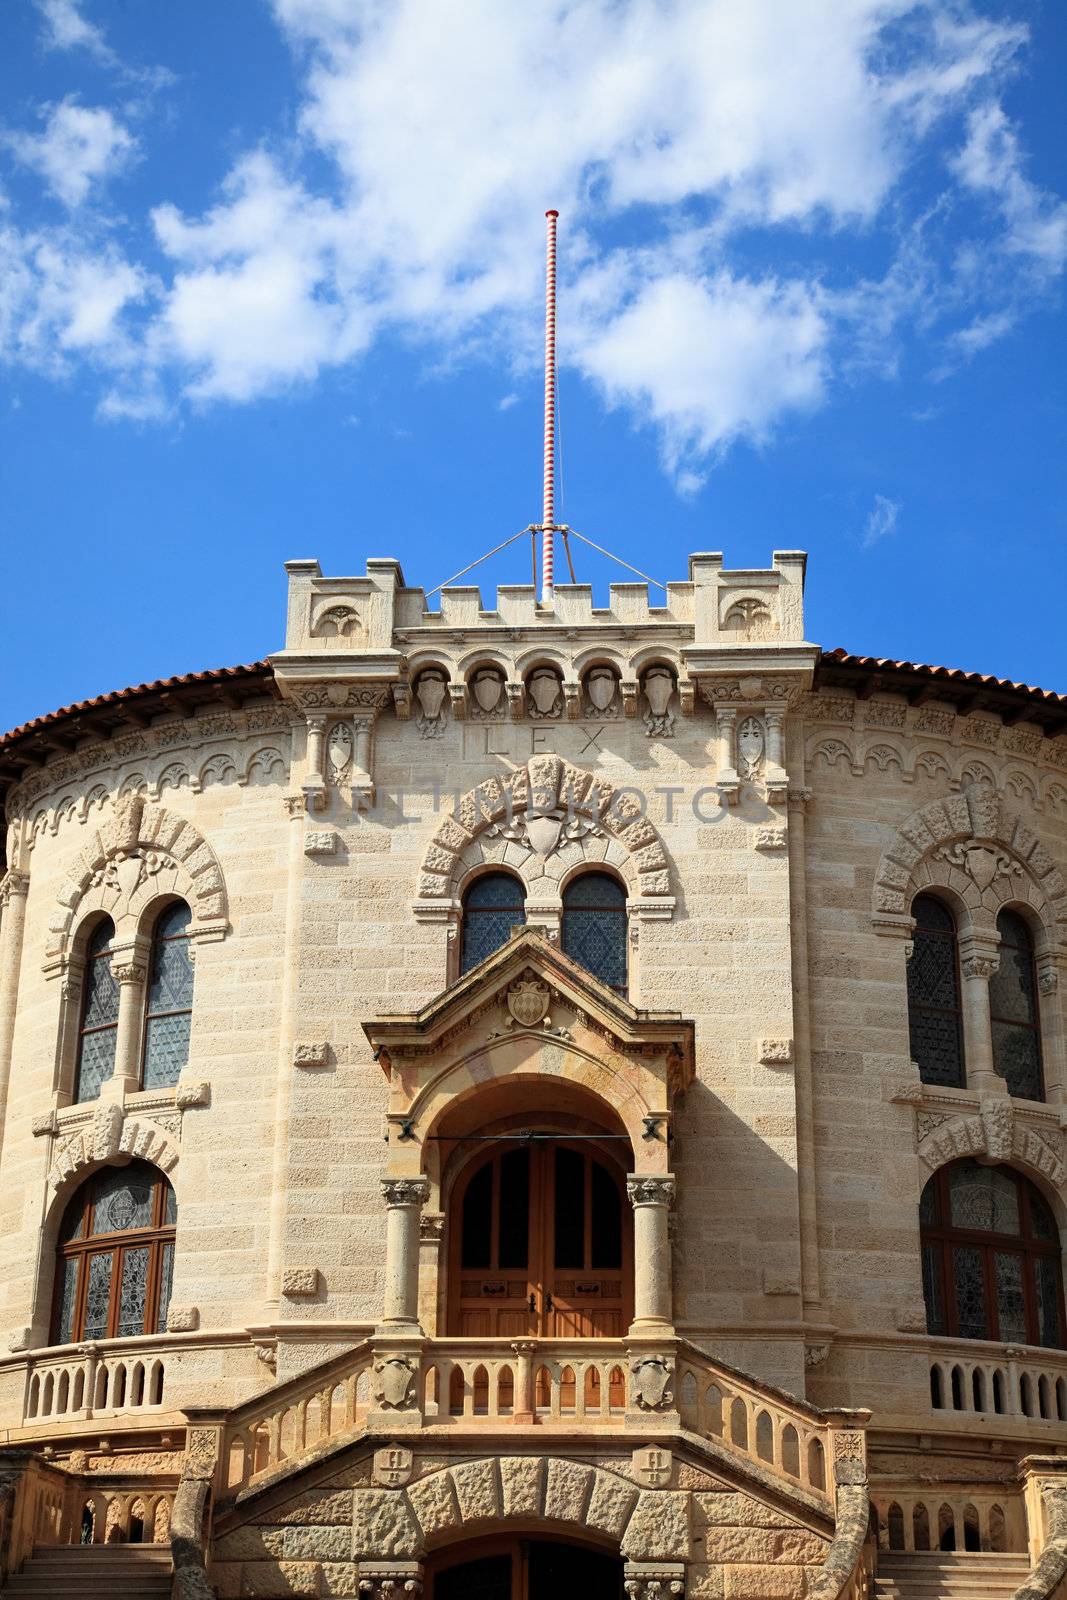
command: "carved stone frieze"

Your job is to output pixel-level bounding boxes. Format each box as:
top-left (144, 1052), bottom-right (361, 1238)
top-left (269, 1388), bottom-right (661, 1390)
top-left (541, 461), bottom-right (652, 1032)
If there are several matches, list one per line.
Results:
top-left (624, 1566), bottom-right (686, 1599)
top-left (293, 1041), bottom-right (330, 1069)
top-left (282, 1267), bottom-right (321, 1297)
top-left (304, 829), bottom-right (339, 857)
top-left (758, 1038), bottom-right (794, 1065)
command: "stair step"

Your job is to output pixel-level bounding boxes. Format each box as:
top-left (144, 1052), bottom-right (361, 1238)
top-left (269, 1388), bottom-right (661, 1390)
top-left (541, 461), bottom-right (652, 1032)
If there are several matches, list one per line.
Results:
top-left (3, 1545), bottom-right (173, 1597)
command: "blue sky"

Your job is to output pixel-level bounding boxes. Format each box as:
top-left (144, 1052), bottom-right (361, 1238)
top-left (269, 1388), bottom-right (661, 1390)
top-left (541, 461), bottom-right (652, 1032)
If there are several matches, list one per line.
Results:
top-left (1, 0), bottom-right (1065, 735)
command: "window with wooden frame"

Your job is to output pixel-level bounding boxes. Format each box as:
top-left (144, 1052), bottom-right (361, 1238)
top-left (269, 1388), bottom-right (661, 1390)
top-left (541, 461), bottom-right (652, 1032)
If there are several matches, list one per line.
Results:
top-left (990, 909), bottom-right (1044, 1101)
top-left (561, 871), bottom-right (628, 993)
top-left (52, 1162), bottom-right (177, 1345)
top-left (74, 918), bottom-right (120, 1104)
top-left (460, 873), bottom-right (527, 975)
top-left (920, 1159), bottom-right (1063, 1349)
top-left (907, 894), bottom-right (966, 1089)
top-left (141, 901), bottom-right (194, 1090)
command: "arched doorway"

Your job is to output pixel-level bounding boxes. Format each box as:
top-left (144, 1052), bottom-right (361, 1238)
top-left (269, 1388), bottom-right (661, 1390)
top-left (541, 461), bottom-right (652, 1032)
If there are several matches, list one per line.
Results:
top-left (447, 1138), bottom-right (632, 1337)
top-left (429, 1536), bottom-right (624, 1599)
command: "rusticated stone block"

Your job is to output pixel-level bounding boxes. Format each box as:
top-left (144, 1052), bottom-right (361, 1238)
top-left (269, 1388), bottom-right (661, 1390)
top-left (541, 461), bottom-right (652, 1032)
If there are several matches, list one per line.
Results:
top-left (407, 1470), bottom-right (458, 1540)
top-left (282, 1526), bottom-right (350, 1561)
top-left (240, 1560), bottom-right (321, 1596)
top-left (587, 1470), bottom-right (638, 1538)
top-left (621, 1491), bottom-right (690, 1560)
top-left (352, 1490), bottom-right (421, 1559)
top-left (272, 1491), bottom-right (353, 1527)
top-left (500, 1456), bottom-right (543, 1519)
top-left (320, 1566), bottom-right (359, 1598)
top-left (215, 1525), bottom-right (286, 1561)
top-left (451, 1458), bottom-right (500, 1524)
top-left (544, 1459), bottom-right (593, 1524)
top-left (723, 1565), bottom-right (810, 1599)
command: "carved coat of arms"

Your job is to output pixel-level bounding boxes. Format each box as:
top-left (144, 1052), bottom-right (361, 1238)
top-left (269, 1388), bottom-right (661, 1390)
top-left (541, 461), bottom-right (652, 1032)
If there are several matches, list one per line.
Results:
top-left (507, 979), bottom-right (550, 1028)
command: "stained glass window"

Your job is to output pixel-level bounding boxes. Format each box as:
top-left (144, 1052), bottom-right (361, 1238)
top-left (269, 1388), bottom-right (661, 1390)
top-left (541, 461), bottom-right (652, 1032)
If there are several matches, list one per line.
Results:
top-left (460, 874), bottom-right (526, 975)
top-left (920, 1159), bottom-right (1063, 1348)
top-left (990, 910), bottom-right (1044, 1101)
top-left (51, 1161), bottom-right (177, 1348)
top-left (74, 919), bottom-right (119, 1103)
top-left (907, 896), bottom-right (965, 1089)
top-left (561, 872), bottom-right (627, 993)
top-left (142, 901), bottom-right (194, 1090)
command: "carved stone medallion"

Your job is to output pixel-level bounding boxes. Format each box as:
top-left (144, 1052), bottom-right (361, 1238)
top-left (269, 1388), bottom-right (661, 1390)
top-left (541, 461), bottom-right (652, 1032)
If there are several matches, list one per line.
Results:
top-left (506, 978), bottom-right (550, 1028)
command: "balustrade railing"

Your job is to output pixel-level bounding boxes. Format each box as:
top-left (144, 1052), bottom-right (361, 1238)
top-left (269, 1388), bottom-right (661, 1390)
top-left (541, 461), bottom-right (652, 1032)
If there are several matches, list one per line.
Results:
top-left (23, 1341), bottom-right (166, 1423)
top-left (677, 1349), bottom-right (862, 1506)
top-left (872, 1488), bottom-right (1027, 1554)
top-left (929, 1343), bottom-right (1067, 1423)
top-left (222, 1342), bottom-right (374, 1492)
top-left (218, 1334), bottom-right (864, 1511)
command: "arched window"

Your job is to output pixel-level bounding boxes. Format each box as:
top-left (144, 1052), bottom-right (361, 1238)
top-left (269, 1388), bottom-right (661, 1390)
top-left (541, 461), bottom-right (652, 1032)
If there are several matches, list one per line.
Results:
top-left (562, 872), bottom-right (627, 993)
top-left (460, 873), bottom-right (526, 975)
top-left (920, 1159), bottom-right (1063, 1348)
top-left (141, 902), bottom-right (194, 1090)
top-left (74, 919), bottom-right (120, 1104)
top-left (907, 895), bottom-right (965, 1089)
top-left (990, 910), bottom-right (1044, 1101)
top-left (52, 1161), bottom-right (177, 1345)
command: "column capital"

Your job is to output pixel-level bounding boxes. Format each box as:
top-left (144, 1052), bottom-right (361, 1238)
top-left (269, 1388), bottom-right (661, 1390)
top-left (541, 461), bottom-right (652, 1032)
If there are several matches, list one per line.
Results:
top-left (381, 1176), bottom-right (430, 1208)
top-left (959, 932), bottom-right (1001, 981)
top-left (0, 869), bottom-right (29, 906)
top-left (627, 1173), bottom-right (676, 1208)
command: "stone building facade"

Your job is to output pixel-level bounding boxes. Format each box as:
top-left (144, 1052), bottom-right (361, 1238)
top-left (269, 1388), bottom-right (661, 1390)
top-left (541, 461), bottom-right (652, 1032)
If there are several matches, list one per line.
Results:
top-left (0, 548), bottom-right (1065, 1598)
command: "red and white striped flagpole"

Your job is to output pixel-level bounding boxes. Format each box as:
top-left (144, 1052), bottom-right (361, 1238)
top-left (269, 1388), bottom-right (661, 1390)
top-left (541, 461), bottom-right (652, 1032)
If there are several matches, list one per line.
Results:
top-left (541, 208), bottom-right (558, 604)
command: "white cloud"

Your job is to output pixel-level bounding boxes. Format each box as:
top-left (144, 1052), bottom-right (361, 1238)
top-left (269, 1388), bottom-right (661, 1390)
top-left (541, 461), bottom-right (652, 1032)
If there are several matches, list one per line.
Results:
top-left (4, 0), bottom-right (1064, 484)
top-left (861, 494), bottom-right (901, 548)
top-left (0, 222), bottom-right (150, 371)
top-left (953, 101), bottom-right (1067, 271)
top-left (34, 0), bottom-right (115, 62)
top-left (577, 271), bottom-right (827, 472)
top-left (8, 99), bottom-right (135, 208)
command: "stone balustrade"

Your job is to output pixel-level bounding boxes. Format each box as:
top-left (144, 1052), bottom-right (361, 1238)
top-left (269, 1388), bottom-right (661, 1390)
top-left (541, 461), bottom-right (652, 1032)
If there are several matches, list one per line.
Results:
top-left (24, 1341), bottom-right (167, 1423)
top-left (677, 1349), bottom-right (864, 1506)
top-left (928, 1339), bottom-right (1067, 1423)
top-left (871, 1487), bottom-right (1027, 1553)
top-left (222, 1342), bottom-right (375, 1491)
top-left (422, 1339), bottom-right (630, 1425)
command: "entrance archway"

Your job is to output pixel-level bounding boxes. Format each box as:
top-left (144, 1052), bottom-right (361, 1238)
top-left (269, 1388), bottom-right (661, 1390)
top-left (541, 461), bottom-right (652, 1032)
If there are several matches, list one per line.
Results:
top-left (446, 1137), bottom-right (633, 1337)
top-left (429, 1536), bottom-right (624, 1599)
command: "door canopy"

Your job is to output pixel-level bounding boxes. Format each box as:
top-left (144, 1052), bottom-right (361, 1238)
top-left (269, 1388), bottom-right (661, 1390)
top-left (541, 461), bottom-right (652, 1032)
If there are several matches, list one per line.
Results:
top-left (364, 928), bottom-right (693, 1179)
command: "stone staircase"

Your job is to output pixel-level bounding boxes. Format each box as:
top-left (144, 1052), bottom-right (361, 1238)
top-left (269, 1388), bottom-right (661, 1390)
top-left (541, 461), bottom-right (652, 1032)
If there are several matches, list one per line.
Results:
top-left (875, 1551), bottom-right (1031, 1600)
top-left (0, 1543), bottom-right (172, 1598)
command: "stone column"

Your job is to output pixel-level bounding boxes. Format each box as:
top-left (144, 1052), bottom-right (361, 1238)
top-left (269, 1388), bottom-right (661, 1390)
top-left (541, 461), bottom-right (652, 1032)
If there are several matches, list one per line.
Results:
top-left (627, 1174), bottom-right (676, 1334)
top-left (959, 934), bottom-right (1001, 1096)
top-left (105, 941), bottom-right (151, 1098)
top-left (764, 705), bottom-right (786, 770)
top-left (303, 713), bottom-right (327, 810)
top-left (0, 870), bottom-right (30, 1153)
top-left (714, 707), bottom-right (739, 796)
top-left (380, 1177), bottom-right (430, 1330)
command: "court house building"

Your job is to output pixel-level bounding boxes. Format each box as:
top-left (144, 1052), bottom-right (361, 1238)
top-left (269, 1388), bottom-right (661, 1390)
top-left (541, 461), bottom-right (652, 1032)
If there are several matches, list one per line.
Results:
top-left (1, 548), bottom-right (1066, 1599)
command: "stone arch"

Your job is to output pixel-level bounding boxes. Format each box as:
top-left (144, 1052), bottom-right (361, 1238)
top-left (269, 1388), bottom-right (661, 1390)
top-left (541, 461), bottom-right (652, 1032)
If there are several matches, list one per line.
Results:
top-left (46, 1104), bottom-right (180, 1194)
top-left (47, 794), bottom-right (228, 961)
top-left (872, 789), bottom-right (1067, 935)
top-left (410, 1034), bottom-right (652, 1157)
top-left (416, 755), bottom-right (673, 907)
top-left (917, 1103), bottom-right (1065, 1190)
top-left (353, 1457), bottom-right (681, 1562)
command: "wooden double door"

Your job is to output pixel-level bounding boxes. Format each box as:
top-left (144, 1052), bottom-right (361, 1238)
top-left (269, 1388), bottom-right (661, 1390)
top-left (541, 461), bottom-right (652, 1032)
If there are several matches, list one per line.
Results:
top-left (430, 1538), bottom-right (623, 1598)
top-left (447, 1141), bottom-right (632, 1337)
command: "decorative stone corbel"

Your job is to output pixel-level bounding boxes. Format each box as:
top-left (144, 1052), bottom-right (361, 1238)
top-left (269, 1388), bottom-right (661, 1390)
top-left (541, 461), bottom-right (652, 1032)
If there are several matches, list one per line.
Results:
top-left (31, 1111), bottom-right (59, 1137)
top-left (758, 1038), bottom-right (794, 1066)
top-left (304, 829), bottom-right (339, 857)
top-left (358, 1566), bottom-right (424, 1598)
top-left (624, 1566), bottom-right (685, 1599)
top-left (174, 1077), bottom-right (210, 1110)
top-left (166, 1305), bottom-right (200, 1333)
top-left (293, 1041), bottom-right (330, 1070)
top-left (282, 1267), bottom-right (321, 1298)
top-left (391, 682), bottom-right (412, 720)
top-left (563, 681), bottom-right (581, 720)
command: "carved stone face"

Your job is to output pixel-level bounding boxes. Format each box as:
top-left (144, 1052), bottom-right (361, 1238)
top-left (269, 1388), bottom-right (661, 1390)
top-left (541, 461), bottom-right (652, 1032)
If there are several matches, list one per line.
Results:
top-left (643, 668), bottom-right (674, 717)
top-left (472, 669), bottom-right (504, 713)
top-left (415, 670), bottom-right (447, 721)
top-left (587, 668), bottom-right (617, 713)
top-left (528, 668), bottom-right (562, 715)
